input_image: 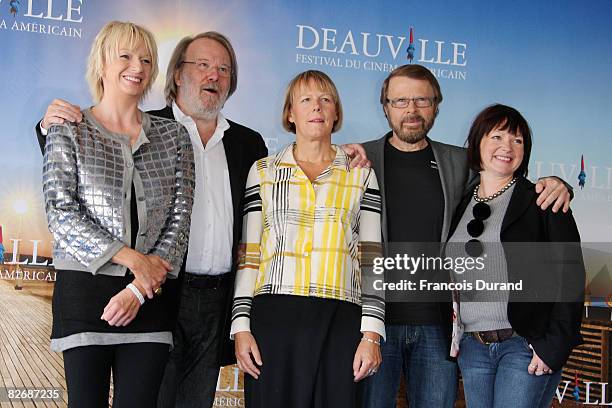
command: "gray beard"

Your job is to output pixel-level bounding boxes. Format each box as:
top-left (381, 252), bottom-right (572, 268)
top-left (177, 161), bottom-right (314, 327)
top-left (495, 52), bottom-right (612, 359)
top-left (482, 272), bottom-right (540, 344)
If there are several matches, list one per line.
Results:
top-left (182, 88), bottom-right (226, 122)
top-left (190, 106), bottom-right (221, 121)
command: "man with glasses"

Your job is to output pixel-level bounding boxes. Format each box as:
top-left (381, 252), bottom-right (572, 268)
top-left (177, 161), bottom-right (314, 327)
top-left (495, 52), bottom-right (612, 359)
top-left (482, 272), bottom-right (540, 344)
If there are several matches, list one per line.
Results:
top-left (37, 32), bottom-right (268, 408)
top-left (150, 32), bottom-right (268, 408)
top-left (359, 64), bottom-right (572, 408)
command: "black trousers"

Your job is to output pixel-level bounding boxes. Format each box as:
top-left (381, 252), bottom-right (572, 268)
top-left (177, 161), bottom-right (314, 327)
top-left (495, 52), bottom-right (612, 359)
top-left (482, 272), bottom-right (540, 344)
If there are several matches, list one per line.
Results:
top-left (245, 295), bottom-right (362, 408)
top-left (63, 343), bottom-right (169, 408)
top-left (157, 274), bottom-right (230, 408)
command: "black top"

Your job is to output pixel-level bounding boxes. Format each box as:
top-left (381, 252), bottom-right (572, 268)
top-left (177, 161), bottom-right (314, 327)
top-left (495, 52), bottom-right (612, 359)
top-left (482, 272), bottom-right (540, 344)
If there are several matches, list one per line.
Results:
top-left (131, 184), bottom-right (138, 246)
top-left (384, 140), bottom-right (445, 325)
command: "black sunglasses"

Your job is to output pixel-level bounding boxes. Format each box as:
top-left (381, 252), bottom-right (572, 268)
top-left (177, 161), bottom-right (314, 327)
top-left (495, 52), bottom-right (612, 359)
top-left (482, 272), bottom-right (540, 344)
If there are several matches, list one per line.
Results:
top-left (465, 202), bottom-right (491, 257)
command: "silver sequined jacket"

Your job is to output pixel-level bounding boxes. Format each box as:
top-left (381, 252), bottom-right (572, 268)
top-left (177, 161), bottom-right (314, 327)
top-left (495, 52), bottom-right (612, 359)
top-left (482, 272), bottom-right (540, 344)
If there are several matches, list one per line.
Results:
top-left (43, 109), bottom-right (195, 277)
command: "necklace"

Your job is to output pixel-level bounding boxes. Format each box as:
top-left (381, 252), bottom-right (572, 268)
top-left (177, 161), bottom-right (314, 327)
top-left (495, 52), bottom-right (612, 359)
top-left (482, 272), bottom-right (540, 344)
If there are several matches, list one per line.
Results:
top-left (473, 177), bottom-right (517, 203)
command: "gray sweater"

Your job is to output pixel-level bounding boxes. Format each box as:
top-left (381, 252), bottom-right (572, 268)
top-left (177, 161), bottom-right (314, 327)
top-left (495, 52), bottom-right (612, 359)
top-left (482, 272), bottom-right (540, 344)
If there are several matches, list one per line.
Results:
top-left (447, 184), bottom-right (515, 332)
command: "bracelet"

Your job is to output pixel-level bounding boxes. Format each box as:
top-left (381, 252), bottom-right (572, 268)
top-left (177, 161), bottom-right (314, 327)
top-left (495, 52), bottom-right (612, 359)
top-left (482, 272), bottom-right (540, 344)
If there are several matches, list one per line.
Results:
top-left (361, 337), bottom-right (381, 346)
top-left (126, 283), bottom-right (145, 305)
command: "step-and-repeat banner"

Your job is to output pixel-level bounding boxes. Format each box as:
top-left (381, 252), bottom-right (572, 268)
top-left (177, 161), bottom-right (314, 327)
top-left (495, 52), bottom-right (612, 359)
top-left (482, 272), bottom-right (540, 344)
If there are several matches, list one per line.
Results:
top-left (1, 0), bottom-right (611, 406)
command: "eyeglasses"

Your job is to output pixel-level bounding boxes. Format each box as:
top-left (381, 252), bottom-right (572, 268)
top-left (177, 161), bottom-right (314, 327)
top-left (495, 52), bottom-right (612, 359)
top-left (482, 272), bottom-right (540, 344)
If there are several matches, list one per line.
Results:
top-left (181, 60), bottom-right (232, 78)
top-left (386, 97), bottom-right (436, 109)
top-left (465, 202), bottom-right (491, 257)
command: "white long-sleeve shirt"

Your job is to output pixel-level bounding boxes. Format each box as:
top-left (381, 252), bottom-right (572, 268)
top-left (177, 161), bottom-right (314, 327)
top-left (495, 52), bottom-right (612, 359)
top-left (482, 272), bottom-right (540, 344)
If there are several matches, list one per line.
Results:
top-left (173, 103), bottom-right (233, 275)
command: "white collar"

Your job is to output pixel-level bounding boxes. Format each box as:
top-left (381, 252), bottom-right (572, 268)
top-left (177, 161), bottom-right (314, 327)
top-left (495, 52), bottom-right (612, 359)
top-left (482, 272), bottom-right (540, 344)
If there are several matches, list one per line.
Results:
top-left (172, 102), bottom-right (229, 151)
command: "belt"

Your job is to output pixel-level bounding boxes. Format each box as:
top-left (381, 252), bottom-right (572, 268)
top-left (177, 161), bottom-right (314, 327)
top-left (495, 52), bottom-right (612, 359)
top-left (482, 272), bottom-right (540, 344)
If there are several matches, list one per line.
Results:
top-left (185, 272), bottom-right (231, 290)
top-left (472, 328), bottom-right (515, 345)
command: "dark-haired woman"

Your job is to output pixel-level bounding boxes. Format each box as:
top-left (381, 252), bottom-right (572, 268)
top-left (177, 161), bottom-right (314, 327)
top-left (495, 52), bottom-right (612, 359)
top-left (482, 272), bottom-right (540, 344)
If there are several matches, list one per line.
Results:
top-left (446, 104), bottom-right (584, 408)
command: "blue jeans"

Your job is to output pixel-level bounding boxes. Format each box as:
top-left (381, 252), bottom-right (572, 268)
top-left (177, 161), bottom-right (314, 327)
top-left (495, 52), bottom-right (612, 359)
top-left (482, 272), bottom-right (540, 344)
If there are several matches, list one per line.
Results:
top-left (361, 324), bottom-right (458, 408)
top-left (458, 334), bottom-right (562, 408)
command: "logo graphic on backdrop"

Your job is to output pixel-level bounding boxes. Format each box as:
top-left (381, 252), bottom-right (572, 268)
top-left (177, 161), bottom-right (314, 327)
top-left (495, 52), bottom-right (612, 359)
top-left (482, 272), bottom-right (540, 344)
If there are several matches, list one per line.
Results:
top-left (406, 26), bottom-right (415, 63)
top-left (556, 380), bottom-right (612, 405)
top-left (0, 226), bottom-right (5, 263)
top-left (9, 0), bottom-right (20, 17)
top-left (0, 0), bottom-right (84, 38)
top-left (0, 234), bottom-right (56, 282)
top-left (579, 154), bottom-right (587, 189)
top-left (295, 24), bottom-right (468, 80)
top-left (534, 159), bottom-right (612, 203)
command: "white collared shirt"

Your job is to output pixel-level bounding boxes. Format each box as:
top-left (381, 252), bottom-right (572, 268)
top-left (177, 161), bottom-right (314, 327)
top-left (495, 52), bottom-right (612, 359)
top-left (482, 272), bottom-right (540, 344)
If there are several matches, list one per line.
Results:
top-left (172, 102), bottom-right (233, 275)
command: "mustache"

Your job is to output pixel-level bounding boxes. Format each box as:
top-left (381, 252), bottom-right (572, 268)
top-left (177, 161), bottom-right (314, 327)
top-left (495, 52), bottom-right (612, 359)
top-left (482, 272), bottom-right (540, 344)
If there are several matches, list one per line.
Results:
top-left (401, 114), bottom-right (424, 123)
top-left (200, 83), bottom-right (220, 93)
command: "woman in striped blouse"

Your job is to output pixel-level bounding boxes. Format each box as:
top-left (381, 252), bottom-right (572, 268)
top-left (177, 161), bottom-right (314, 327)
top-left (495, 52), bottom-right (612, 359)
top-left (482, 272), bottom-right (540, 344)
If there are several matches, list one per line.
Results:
top-left (231, 70), bottom-right (384, 407)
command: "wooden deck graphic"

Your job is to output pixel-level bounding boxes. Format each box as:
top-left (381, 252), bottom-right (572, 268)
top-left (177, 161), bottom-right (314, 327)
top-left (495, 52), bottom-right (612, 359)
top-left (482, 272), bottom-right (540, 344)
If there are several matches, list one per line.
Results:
top-left (0, 279), bottom-right (66, 408)
top-left (0, 278), bottom-right (244, 407)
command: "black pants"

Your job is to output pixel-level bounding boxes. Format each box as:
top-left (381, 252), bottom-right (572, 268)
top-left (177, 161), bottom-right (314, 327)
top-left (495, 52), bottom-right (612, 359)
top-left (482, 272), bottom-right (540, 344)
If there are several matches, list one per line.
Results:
top-left (63, 343), bottom-right (169, 408)
top-left (157, 274), bottom-right (230, 408)
top-left (246, 295), bottom-right (362, 408)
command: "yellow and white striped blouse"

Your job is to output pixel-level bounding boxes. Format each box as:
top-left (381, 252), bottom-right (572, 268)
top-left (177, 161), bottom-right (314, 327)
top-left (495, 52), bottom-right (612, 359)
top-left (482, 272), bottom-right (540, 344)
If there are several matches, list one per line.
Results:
top-left (231, 143), bottom-right (384, 339)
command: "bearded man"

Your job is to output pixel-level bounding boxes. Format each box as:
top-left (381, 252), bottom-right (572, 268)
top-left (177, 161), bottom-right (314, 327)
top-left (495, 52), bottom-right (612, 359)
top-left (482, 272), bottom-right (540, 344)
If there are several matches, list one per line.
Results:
top-left (359, 64), bottom-right (572, 408)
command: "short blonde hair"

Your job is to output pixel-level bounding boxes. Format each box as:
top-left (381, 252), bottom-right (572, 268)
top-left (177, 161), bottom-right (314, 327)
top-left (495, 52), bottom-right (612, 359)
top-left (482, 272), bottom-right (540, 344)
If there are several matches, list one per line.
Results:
top-left (164, 32), bottom-right (238, 106)
top-left (86, 21), bottom-right (159, 103)
top-left (281, 70), bottom-right (343, 134)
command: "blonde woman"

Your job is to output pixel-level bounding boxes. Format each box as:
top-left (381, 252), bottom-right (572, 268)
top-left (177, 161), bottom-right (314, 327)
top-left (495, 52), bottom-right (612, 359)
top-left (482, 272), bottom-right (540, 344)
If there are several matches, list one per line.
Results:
top-left (43, 21), bottom-right (194, 407)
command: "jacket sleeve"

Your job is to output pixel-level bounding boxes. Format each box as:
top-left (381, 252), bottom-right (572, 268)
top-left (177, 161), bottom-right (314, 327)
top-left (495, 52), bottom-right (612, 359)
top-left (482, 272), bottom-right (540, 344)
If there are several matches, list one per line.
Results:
top-left (359, 168), bottom-right (385, 340)
top-left (254, 131), bottom-right (268, 160)
top-left (36, 120), bottom-right (46, 154)
top-left (43, 123), bottom-right (125, 273)
top-left (530, 208), bottom-right (585, 371)
top-left (230, 161), bottom-right (264, 338)
top-left (149, 124), bottom-right (195, 276)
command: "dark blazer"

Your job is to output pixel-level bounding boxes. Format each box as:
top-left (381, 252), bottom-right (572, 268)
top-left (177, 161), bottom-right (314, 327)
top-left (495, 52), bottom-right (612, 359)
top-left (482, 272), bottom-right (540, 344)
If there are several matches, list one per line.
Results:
top-left (448, 176), bottom-right (585, 371)
top-left (37, 105), bottom-right (268, 366)
top-left (363, 133), bottom-right (478, 352)
top-left (363, 133), bottom-right (477, 244)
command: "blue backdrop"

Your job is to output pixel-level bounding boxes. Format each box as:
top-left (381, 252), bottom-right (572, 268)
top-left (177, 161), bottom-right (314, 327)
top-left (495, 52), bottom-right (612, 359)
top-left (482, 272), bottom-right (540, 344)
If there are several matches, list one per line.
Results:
top-left (1, 0), bottom-right (611, 282)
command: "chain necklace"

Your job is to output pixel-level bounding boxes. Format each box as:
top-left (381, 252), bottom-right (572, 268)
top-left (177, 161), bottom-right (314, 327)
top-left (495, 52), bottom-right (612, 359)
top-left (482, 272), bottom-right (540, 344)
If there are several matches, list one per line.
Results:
top-left (473, 177), bottom-right (517, 203)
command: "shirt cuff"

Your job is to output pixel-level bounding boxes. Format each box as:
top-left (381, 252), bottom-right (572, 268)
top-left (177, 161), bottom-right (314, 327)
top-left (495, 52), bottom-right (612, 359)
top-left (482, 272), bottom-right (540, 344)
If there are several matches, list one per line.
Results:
top-left (40, 121), bottom-right (48, 136)
top-left (230, 317), bottom-right (251, 340)
top-left (87, 241), bottom-right (126, 274)
top-left (361, 316), bottom-right (386, 341)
